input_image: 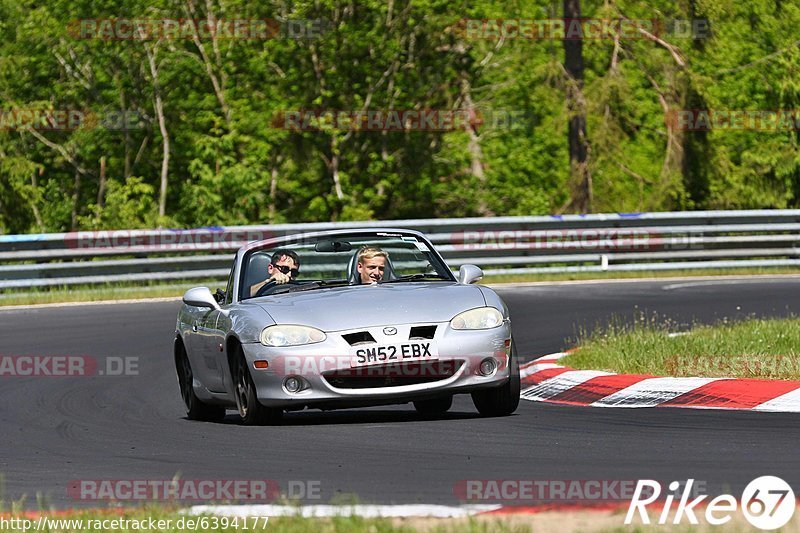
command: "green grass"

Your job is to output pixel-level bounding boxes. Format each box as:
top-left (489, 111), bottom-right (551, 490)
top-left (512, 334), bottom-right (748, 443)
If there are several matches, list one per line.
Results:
top-left (2, 506), bottom-right (797, 533)
top-left (0, 280), bottom-right (226, 307)
top-left (481, 266), bottom-right (800, 284)
top-left (562, 316), bottom-right (800, 380)
top-left (3, 267), bottom-right (800, 308)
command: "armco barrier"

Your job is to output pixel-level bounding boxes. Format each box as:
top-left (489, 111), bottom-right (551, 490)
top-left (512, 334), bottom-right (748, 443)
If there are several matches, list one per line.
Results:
top-left (1, 210), bottom-right (799, 288)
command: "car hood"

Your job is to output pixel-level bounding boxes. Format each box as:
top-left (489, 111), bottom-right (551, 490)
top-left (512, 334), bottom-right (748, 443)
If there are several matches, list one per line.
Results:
top-left (252, 282), bottom-right (488, 331)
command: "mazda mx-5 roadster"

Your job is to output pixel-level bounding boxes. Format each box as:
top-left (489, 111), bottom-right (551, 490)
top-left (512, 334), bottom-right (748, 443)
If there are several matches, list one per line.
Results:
top-left (174, 228), bottom-right (519, 424)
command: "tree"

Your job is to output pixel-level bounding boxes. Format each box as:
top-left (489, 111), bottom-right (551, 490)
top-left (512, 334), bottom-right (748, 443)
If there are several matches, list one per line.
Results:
top-left (563, 0), bottom-right (592, 213)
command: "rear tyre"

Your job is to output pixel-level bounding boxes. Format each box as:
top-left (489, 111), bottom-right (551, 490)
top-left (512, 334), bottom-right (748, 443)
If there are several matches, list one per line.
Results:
top-left (413, 395), bottom-right (453, 416)
top-left (471, 338), bottom-right (521, 417)
top-left (175, 342), bottom-right (226, 422)
top-left (234, 347), bottom-right (283, 426)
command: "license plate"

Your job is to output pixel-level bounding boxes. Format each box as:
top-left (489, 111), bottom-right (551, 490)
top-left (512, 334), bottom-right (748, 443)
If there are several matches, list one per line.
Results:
top-left (350, 341), bottom-right (438, 368)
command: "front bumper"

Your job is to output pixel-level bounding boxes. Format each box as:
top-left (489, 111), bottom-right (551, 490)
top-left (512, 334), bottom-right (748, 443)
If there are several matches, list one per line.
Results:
top-left (240, 321), bottom-right (512, 409)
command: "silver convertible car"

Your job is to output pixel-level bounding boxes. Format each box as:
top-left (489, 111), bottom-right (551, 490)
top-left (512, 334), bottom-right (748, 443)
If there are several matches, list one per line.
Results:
top-left (174, 229), bottom-right (519, 424)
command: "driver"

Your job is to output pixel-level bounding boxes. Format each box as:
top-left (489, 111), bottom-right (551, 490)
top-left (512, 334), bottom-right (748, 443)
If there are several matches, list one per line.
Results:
top-left (357, 246), bottom-right (388, 284)
top-left (250, 249), bottom-right (300, 297)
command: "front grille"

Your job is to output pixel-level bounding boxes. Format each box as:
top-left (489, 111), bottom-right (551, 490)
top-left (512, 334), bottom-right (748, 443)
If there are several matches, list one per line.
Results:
top-left (342, 331), bottom-right (376, 345)
top-left (322, 361), bottom-right (463, 389)
top-left (409, 325), bottom-right (437, 340)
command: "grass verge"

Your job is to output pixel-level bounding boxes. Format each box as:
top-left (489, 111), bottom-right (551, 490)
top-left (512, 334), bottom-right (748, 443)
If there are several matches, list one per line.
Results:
top-left (562, 316), bottom-right (800, 380)
top-left (0, 280), bottom-right (225, 307)
top-left (3, 267), bottom-right (800, 307)
top-left (1, 506), bottom-right (800, 532)
top-left (481, 266), bottom-right (800, 284)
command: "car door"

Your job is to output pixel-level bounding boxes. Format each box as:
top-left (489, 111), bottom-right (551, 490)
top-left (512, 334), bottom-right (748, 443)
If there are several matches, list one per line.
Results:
top-left (208, 307), bottom-right (233, 393)
top-left (182, 307), bottom-right (221, 389)
top-left (182, 303), bottom-right (209, 367)
top-left (199, 309), bottom-right (225, 384)
top-left (201, 271), bottom-right (237, 393)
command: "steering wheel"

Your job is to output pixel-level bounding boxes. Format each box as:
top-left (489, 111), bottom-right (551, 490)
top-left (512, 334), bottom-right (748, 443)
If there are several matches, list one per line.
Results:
top-left (254, 279), bottom-right (300, 298)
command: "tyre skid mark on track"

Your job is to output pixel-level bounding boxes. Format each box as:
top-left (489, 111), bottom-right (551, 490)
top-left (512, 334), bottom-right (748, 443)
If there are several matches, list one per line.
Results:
top-left (520, 353), bottom-right (800, 412)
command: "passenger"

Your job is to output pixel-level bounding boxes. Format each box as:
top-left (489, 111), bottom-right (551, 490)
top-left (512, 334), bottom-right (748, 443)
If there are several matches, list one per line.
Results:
top-left (250, 249), bottom-right (300, 297)
top-left (357, 246), bottom-right (388, 284)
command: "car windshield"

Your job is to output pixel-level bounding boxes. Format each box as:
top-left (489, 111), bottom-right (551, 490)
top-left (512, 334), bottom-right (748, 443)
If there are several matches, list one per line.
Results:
top-left (239, 233), bottom-right (454, 300)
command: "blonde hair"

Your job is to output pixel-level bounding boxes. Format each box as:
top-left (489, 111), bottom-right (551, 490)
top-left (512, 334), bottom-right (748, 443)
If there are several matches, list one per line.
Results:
top-left (357, 246), bottom-right (388, 264)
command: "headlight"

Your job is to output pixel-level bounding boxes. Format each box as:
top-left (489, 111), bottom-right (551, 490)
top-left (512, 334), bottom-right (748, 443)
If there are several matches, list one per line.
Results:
top-left (450, 307), bottom-right (504, 330)
top-left (261, 325), bottom-right (326, 346)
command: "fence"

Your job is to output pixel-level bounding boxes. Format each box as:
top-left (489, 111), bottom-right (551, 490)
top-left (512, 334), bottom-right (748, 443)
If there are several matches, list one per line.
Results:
top-left (1, 209), bottom-right (799, 289)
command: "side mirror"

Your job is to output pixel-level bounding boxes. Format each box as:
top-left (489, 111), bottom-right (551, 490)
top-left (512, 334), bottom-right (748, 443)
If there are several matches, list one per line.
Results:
top-left (183, 287), bottom-right (221, 310)
top-left (458, 264), bottom-right (483, 285)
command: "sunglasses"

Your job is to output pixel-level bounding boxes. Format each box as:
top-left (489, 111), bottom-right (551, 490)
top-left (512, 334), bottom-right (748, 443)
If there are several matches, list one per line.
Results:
top-left (272, 264), bottom-right (299, 278)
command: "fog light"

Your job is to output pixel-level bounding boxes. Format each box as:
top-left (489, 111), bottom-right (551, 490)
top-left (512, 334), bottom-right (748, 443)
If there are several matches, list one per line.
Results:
top-left (284, 376), bottom-right (303, 393)
top-left (479, 358), bottom-right (497, 376)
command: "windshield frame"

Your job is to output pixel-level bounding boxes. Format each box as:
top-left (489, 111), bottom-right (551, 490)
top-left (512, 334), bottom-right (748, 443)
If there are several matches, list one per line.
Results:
top-left (233, 229), bottom-right (456, 303)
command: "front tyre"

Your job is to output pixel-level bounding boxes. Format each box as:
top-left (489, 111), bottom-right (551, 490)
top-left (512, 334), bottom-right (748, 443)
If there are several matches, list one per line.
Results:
top-left (175, 341), bottom-right (225, 422)
top-left (471, 338), bottom-right (520, 417)
top-left (234, 347), bottom-right (283, 425)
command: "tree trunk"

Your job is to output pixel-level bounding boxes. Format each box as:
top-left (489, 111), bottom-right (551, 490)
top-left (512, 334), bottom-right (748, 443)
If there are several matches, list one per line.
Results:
top-left (269, 165), bottom-right (279, 223)
top-left (144, 40), bottom-right (170, 218)
top-left (30, 168), bottom-right (44, 230)
top-left (563, 0), bottom-right (592, 213)
top-left (70, 168), bottom-right (81, 230)
top-left (330, 136), bottom-right (345, 201)
top-left (156, 106), bottom-right (170, 218)
top-left (186, 0), bottom-right (232, 125)
top-left (460, 77), bottom-right (493, 216)
top-left (97, 156), bottom-right (106, 207)
top-left (120, 87), bottom-right (132, 180)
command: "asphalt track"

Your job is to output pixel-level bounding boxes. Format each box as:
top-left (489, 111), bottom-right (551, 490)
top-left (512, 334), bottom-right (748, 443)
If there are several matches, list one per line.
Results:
top-left (1, 277), bottom-right (799, 508)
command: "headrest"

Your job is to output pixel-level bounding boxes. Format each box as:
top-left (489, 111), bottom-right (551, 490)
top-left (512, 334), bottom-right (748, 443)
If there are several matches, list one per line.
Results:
top-left (347, 250), bottom-right (396, 284)
top-left (244, 252), bottom-right (272, 291)
top-left (347, 252), bottom-right (361, 284)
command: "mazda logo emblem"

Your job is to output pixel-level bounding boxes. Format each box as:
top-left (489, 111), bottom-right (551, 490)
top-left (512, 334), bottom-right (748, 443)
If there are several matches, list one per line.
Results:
top-left (383, 327), bottom-right (397, 335)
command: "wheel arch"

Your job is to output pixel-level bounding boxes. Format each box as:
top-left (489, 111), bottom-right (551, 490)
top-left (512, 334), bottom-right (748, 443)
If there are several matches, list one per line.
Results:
top-left (173, 335), bottom-right (187, 372)
top-left (225, 334), bottom-right (244, 387)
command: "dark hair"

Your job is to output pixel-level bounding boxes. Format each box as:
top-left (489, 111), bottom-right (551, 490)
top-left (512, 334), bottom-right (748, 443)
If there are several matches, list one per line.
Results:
top-left (271, 249), bottom-right (300, 269)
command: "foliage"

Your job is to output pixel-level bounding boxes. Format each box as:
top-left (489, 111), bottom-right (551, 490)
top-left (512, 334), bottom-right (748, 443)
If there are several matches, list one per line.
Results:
top-left (1, 0), bottom-right (799, 233)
